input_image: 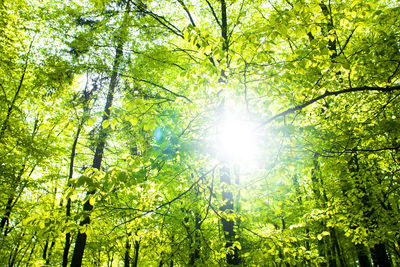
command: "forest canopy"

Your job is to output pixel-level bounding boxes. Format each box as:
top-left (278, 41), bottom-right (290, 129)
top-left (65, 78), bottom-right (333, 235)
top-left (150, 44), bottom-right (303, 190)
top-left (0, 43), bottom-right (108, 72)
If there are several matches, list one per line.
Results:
top-left (1, 0), bottom-right (400, 266)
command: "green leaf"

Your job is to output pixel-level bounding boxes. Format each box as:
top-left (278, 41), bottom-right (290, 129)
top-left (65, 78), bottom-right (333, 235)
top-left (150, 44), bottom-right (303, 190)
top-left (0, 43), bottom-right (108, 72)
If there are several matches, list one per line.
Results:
top-left (110, 119), bottom-right (117, 129)
top-left (87, 117), bottom-right (96, 126)
top-left (130, 117), bottom-right (138, 126)
top-left (70, 192), bottom-right (77, 202)
top-left (322, 231), bottom-right (330, 237)
top-left (184, 30), bottom-right (190, 41)
top-left (143, 124), bottom-right (151, 131)
top-left (102, 120), bottom-right (110, 128)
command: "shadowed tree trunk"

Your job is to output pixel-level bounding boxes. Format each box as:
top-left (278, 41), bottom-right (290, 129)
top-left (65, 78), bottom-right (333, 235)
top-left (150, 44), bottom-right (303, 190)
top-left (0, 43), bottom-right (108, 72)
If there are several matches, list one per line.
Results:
top-left (349, 153), bottom-right (390, 267)
top-left (132, 240), bottom-right (140, 267)
top-left (70, 3), bottom-right (129, 263)
top-left (371, 243), bottom-right (391, 267)
top-left (220, 166), bottom-right (240, 265)
top-left (70, 45), bottom-right (124, 266)
top-left (1, 165), bottom-right (25, 235)
top-left (124, 236), bottom-right (130, 267)
top-left (355, 244), bottom-right (372, 267)
top-left (62, 127), bottom-right (81, 266)
top-left (63, 82), bottom-right (93, 267)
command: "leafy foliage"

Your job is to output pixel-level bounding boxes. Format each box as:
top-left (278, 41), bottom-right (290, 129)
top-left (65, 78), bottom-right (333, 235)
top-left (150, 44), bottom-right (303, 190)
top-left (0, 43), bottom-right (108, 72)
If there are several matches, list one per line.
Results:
top-left (1, 0), bottom-right (400, 266)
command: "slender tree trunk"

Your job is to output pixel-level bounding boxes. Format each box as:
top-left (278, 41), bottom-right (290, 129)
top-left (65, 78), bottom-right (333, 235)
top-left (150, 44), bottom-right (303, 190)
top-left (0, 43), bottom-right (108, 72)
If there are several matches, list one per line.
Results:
top-left (188, 211), bottom-right (201, 265)
top-left (1, 165), bottom-right (24, 236)
top-left (0, 196), bottom-right (13, 233)
top-left (70, 30), bottom-right (125, 267)
top-left (47, 239), bottom-right (55, 264)
top-left (349, 153), bottom-right (390, 267)
top-left (124, 237), bottom-right (130, 267)
top-left (317, 238), bottom-right (327, 267)
top-left (43, 239), bottom-right (49, 262)
top-left (9, 231), bottom-right (25, 267)
top-left (355, 244), bottom-right (372, 267)
top-left (370, 243), bottom-right (391, 267)
top-left (62, 123), bottom-right (83, 267)
top-left (319, 2), bottom-right (337, 58)
top-left (132, 240), bottom-right (140, 267)
top-left (330, 227), bottom-right (345, 267)
top-left (327, 231), bottom-right (337, 267)
top-left (311, 154), bottom-right (328, 266)
top-left (26, 234), bottom-right (36, 266)
top-left (348, 154), bottom-right (372, 267)
top-left (219, 0), bottom-right (228, 82)
top-left (220, 166), bottom-right (240, 265)
top-left (0, 39), bottom-right (33, 142)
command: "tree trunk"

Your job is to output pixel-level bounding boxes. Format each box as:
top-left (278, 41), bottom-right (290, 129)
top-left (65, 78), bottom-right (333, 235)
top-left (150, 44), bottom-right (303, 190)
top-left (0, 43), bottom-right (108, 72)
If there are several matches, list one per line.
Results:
top-left (189, 212), bottom-right (201, 265)
top-left (46, 239), bottom-right (55, 265)
top-left (370, 243), bottom-right (391, 267)
top-left (70, 28), bottom-right (125, 267)
top-left (355, 244), bottom-right (372, 267)
top-left (349, 153), bottom-right (389, 267)
top-left (327, 231), bottom-right (337, 267)
top-left (0, 39), bottom-right (33, 141)
top-left (0, 196), bottom-right (13, 234)
top-left (330, 227), bottom-right (345, 267)
top-left (124, 237), bottom-right (130, 267)
top-left (63, 121), bottom-right (83, 267)
top-left (1, 165), bottom-right (25, 235)
top-left (220, 166), bottom-right (240, 265)
top-left (43, 239), bottom-right (49, 261)
top-left (317, 238), bottom-right (327, 267)
top-left (132, 240), bottom-right (140, 267)
top-left (26, 234), bottom-right (37, 265)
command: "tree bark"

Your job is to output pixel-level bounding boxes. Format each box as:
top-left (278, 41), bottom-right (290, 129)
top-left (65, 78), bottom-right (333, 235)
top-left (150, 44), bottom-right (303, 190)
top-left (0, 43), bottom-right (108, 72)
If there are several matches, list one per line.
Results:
top-left (355, 243), bottom-right (372, 267)
top-left (132, 240), bottom-right (140, 267)
top-left (370, 243), bottom-right (391, 267)
top-left (0, 196), bottom-right (13, 234)
top-left (330, 227), bottom-right (345, 267)
top-left (124, 237), bottom-right (130, 267)
top-left (63, 110), bottom-right (84, 267)
top-left (189, 212), bottom-right (201, 265)
top-left (0, 39), bottom-right (33, 141)
top-left (70, 12), bottom-right (126, 265)
top-left (1, 165), bottom-right (24, 235)
top-left (220, 166), bottom-right (240, 265)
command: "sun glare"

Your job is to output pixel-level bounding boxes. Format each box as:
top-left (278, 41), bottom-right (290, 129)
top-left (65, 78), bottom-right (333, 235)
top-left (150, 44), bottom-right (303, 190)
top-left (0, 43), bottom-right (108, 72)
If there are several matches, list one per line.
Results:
top-left (215, 113), bottom-right (261, 166)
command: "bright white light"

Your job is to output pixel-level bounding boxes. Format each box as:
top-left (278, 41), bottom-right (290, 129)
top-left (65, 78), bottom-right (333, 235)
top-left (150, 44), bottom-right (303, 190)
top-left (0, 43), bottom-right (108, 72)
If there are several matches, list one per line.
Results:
top-left (216, 114), bottom-right (260, 164)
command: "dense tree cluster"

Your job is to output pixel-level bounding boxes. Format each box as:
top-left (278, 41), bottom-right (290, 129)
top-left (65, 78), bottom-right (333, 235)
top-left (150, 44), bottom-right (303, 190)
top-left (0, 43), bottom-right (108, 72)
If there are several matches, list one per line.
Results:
top-left (1, 0), bottom-right (399, 266)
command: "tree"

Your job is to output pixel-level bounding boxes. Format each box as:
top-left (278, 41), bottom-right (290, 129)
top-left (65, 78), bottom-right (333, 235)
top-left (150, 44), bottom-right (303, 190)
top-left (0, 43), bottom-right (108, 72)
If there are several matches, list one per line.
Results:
top-left (1, 0), bottom-right (400, 266)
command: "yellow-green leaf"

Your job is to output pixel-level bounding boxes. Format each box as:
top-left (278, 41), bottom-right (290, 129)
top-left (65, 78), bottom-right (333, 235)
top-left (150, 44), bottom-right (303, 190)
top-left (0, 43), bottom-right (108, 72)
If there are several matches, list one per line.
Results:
top-left (143, 124), bottom-right (152, 131)
top-left (102, 120), bottom-right (109, 128)
top-left (87, 117), bottom-right (96, 127)
top-left (110, 120), bottom-right (117, 129)
top-left (130, 118), bottom-right (138, 126)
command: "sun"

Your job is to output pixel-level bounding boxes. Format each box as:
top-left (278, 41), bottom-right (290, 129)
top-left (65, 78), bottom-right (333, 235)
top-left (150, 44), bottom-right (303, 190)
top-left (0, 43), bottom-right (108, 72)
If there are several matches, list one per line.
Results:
top-left (215, 112), bottom-right (261, 167)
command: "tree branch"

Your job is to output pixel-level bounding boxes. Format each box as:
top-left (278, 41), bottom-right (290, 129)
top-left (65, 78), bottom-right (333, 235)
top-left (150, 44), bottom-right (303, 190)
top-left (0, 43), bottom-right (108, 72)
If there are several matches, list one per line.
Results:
top-left (177, 0), bottom-right (196, 27)
top-left (388, 61), bottom-right (400, 83)
top-left (110, 165), bottom-right (217, 232)
top-left (204, 0), bottom-right (221, 28)
top-left (338, 28), bottom-right (356, 57)
top-left (136, 5), bottom-right (184, 38)
top-left (120, 73), bottom-right (192, 102)
top-left (261, 85), bottom-right (400, 126)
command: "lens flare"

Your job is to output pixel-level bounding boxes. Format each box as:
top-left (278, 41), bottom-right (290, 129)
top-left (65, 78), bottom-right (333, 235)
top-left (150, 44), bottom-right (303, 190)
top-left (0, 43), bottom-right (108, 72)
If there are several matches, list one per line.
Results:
top-left (216, 113), bottom-right (260, 165)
